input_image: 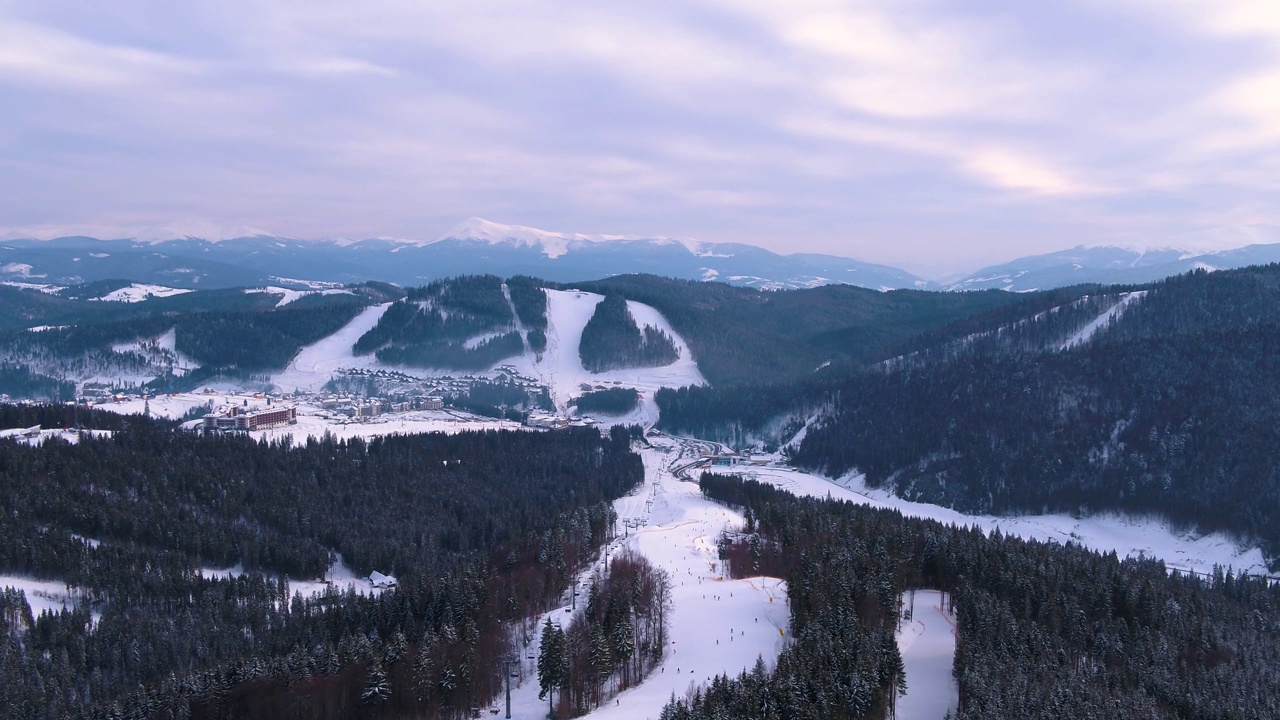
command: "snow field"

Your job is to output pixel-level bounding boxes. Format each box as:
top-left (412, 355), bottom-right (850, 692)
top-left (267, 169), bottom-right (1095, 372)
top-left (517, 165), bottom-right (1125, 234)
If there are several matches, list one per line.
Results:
top-left (1060, 291), bottom-right (1147, 350)
top-left (244, 286), bottom-right (355, 307)
top-left (734, 464), bottom-right (1270, 578)
top-left (271, 302), bottom-right (392, 392)
top-left (895, 590), bottom-right (958, 720)
top-left (109, 327), bottom-right (202, 375)
top-left (500, 439), bottom-right (788, 720)
top-left (203, 555), bottom-right (389, 599)
top-left (0, 576), bottom-right (78, 617)
top-left (91, 283), bottom-right (193, 302)
top-left (509, 289), bottom-right (707, 425)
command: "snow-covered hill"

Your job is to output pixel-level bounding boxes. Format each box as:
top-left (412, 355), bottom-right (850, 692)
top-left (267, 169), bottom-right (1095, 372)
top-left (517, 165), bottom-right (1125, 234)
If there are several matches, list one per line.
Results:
top-left (946, 241), bottom-right (1280, 291)
top-left (508, 289), bottom-right (706, 421)
top-left (0, 218), bottom-right (927, 291)
top-left (270, 288), bottom-right (706, 421)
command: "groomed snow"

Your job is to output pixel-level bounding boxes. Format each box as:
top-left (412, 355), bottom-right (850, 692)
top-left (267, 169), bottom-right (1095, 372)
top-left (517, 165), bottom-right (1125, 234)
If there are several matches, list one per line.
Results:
top-left (895, 590), bottom-right (958, 720)
top-left (501, 438), bottom-right (789, 720)
top-left (509, 289), bottom-right (707, 426)
top-left (1060, 291), bottom-right (1147, 350)
top-left (733, 464), bottom-right (1270, 578)
top-left (271, 303), bottom-right (392, 392)
top-left (91, 283), bottom-right (193, 302)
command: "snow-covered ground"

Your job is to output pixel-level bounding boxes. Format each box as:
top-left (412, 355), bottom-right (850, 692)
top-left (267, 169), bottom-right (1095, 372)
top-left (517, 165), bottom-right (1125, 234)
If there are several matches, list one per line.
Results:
top-left (500, 438), bottom-right (788, 720)
top-left (2, 281), bottom-right (65, 294)
top-left (1060, 291), bottom-right (1147, 350)
top-left (110, 328), bottom-right (202, 375)
top-left (91, 283), bottom-right (193, 302)
top-left (245, 286), bottom-right (355, 307)
top-left (508, 289), bottom-right (706, 425)
top-left (269, 289), bottom-right (706, 426)
top-left (0, 576), bottom-right (79, 617)
top-left (732, 463), bottom-right (1270, 578)
top-left (201, 554), bottom-right (390, 599)
top-left (0, 427), bottom-right (112, 446)
top-left (896, 590), bottom-right (958, 720)
top-left (101, 390), bottom-right (523, 441)
top-left (255, 407), bottom-right (522, 443)
top-left (271, 303), bottom-right (392, 392)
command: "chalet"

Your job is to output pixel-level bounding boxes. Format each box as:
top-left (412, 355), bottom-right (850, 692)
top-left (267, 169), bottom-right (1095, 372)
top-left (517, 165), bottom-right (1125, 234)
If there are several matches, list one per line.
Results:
top-left (369, 571), bottom-right (398, 590)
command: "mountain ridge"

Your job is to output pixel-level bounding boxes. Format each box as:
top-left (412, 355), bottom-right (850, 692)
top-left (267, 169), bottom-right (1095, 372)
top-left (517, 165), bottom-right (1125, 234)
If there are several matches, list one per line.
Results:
top-left (5, 217), bottom-right (1280, 293)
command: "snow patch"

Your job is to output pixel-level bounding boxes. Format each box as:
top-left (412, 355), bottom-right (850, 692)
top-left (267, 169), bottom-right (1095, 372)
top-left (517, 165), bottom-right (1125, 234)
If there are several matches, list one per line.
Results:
top-left (736, 464), bottom-right (1269, 578)
top-left (507, 289), bottom-right (707, 426)
top-left (1059, 291), bottom-right (1146, 350)
top-left (895, 590), bottom-right (958, 720)
top-left (245, 286), bottom-right (354, 307)
top-left (92, 283), bottom-right (193, 302)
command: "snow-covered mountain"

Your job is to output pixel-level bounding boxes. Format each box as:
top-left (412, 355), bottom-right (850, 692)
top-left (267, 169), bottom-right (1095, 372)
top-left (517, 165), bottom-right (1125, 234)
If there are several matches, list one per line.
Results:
top-left (946, 239), bottom-right (1280, 291)
top-left (0, 219), bottom-right (925, 291)
top-left (7, 218), bottom-right (1280, 293)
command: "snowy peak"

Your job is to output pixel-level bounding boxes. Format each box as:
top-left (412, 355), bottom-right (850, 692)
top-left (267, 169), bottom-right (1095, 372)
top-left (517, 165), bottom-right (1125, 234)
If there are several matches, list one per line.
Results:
top-left (436, 217), bottom-right (583, 258)
top-left (945, 242), bottom-right (1280, 292)
top-left (434, 217), bottom-right (696, 259)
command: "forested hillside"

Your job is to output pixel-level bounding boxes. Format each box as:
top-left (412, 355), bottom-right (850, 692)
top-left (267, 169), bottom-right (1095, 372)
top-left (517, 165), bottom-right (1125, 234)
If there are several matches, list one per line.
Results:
top-left (0, 284), bottom-right (398, 393)
top-left (578, 293), bottom-right (679, 372)
top-left (0, 417), bottom-right (644, 719)
top-left (576, 275), bottom-right (1041, 385)
top-left (788, 266), bottom-right (1280, 565)
top-left (651, 265), bottom-right (1280, 568)
top-left (669, 473), bottom-right (1280, 720)
top-left (354, 275), bottom-right (535, 370)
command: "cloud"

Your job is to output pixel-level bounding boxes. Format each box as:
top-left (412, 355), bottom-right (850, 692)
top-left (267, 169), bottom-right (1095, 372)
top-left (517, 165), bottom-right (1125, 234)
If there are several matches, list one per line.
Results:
top-left (0, 18), bottom-right (202, 90)
top-left (0, 0), bottom-right (1278, 276)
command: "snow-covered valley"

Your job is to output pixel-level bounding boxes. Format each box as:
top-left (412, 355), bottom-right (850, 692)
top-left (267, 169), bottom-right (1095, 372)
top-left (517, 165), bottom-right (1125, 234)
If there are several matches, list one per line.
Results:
top-left (7, 279), bottom-right (1278, 720)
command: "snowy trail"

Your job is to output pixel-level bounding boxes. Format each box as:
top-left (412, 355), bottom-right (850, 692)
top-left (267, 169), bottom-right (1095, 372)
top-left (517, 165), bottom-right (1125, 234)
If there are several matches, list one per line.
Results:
top-left (271, 303), bottom-right (391, 392)
top-left (732, 464), bottom-right (1270, 578)
top-left (501, 283), bottom-right (533, 354)
top-left (501, 438), bottom-right (788, 720)
top-left (511, 289), bottom-right (706, 425)
top-left (1060, 291), bottom-right (1146, 350)
top-left (895, 590), bottom-right (958, 720)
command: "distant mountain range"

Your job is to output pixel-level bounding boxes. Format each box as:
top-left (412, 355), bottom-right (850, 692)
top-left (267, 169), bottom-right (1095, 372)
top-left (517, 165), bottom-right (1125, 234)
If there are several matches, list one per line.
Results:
top-left (945, 240), bottom-right (1280, 292)
top-left (3, 218), bottom-right (1279, 292)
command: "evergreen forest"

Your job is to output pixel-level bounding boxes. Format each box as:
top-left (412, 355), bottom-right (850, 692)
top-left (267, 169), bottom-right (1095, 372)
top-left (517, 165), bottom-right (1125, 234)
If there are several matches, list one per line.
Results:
top-left (659, 472), bottom-right (1280, 720)
top-left (577, 294), bottom-right (679, 372)
top-left (0, 415), bottom-right (644, 719)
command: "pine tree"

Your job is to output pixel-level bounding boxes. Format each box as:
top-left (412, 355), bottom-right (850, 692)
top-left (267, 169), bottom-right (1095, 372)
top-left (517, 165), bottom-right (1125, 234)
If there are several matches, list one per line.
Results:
top-left (361, 660), bottom-right (390, 704)
top-left (537, 618), bottom-right (565, 716)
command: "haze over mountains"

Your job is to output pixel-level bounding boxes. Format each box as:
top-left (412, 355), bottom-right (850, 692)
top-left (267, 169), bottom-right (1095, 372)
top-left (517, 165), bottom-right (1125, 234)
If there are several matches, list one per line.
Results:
top-left (5, 218), bottom-right (1278, 293)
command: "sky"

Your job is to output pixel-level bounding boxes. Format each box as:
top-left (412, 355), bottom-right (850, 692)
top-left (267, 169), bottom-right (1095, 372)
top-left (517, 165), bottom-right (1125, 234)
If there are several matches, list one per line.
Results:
top-left (1, 0), bottom-right (1279, 276)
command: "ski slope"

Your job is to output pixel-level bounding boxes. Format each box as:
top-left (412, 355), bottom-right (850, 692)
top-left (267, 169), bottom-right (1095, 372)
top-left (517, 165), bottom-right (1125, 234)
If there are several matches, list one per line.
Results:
top-left (896, 590), bottom-right (958, 720)
top-left (510, 289), bottom-right (707, 424)
top-left (500, 439), bottom-right (788, 720)
top-left (269, 289), bottom-right (706, 423)
top-left (271, 303), bottom-right (392, 392)
top-left (1060, 291), bottom-right (1147, 350)
top-left (731, 463), bottom-right (1270, 578)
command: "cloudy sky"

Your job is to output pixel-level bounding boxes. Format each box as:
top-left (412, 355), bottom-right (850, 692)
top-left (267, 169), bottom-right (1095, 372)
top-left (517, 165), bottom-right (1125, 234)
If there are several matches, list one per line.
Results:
top-left (1, 0), bottom-right (1278, 276)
